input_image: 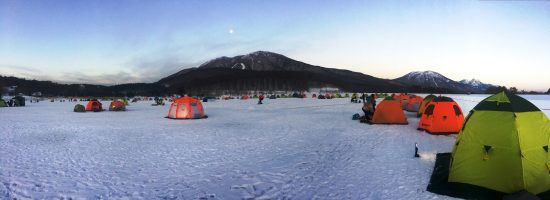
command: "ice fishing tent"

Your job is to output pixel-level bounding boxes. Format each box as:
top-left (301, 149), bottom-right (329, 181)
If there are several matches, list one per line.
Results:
top-left (406, 95), bottom-right (424, 112)
top-left (73, 104), bottom-right (85, 112)
top-left (418, 96), bottom-right (464, 134)
top-left (86, 99), bottom-right (103, 112)
top-left (370, 97), bottom-right (408, 125)
top-left (241, 95), bottom-right (250, 100)
top-left (417, 94), bottom-right (436, 117)
top-left (167, 96), bottom-right (207, 119)
top-left (109, 100), bottom-right (126, 111)
top-left (152, 97), bottom-right (164, 106)
top-left (11, 96), bottom-right (25, 107)
top-left (119, 98), bottom-right (129, 106)
top-left (427, 92), bottom-right (550, 199)
top-left (394, 94), bottom-right (410, 110)
top-left (0, 98), bottom-right (7, 107)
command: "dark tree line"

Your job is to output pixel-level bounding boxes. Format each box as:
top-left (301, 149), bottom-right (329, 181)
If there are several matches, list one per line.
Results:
top-left (485, 85), bottom-right (548, 95)
top-left (0, 75), bottom-right (165, 97)
top-left (159, 68), bottom-right (406, 96)
top-left (4, 73), bottom-right (547, 97)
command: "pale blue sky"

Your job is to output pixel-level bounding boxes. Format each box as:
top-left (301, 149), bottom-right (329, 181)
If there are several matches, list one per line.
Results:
top-left (1, 0), bottom-right (549, 91)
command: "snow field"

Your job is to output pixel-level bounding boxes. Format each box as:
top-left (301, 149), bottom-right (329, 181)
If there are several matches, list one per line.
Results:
top-left (1, 95), bottom-right (549, 199)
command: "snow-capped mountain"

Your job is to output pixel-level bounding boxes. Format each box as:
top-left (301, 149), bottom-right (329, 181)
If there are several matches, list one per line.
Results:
top-left (459, 79), bottom-right (493, 93)
top-left (394, 71), bottom-right (497, 93)
top-left (459, 79), bottom-right (484, 87)
top-left (394, 71), bottom-right (469, 93)
top-left (198, 51), bottom-right (326, 72)
top-left (159, 51), bottom-right (406, 93)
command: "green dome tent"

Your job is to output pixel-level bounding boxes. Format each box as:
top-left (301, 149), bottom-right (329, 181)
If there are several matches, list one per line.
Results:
top-left (152, 98), bottom-right (165, 106)
top-left (427, 91), bottom-right (550, 199)
top-left (11, 96), bottom-right (25, 107)
top-left (0, 98), bottom-right (7, 107)
top-left (119, 98), bottom-right (129, 106)
top-left (73, 104), bottom-right (86, 112)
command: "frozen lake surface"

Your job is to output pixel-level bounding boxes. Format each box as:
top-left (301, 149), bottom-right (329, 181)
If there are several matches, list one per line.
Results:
top-left (1, 94), bottom-right (549, 199)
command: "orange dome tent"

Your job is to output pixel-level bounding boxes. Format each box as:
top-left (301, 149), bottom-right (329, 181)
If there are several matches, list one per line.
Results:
top-left (394, 93), bottom-right (411, 110)
top-left (370, 97), bottom-right (408, 125)
top-left (241, 95), bottom-right (250, 100)
top-left (86, 99), bottom-right (103, 112)
top-left (109, 100), bottom-right (126, 111)
top-left (418, 96), bottom-right (464, 134)
top-left (167, 96), bottom-right (207, 119)
top-left (406, 95), bottom-right (424, 112)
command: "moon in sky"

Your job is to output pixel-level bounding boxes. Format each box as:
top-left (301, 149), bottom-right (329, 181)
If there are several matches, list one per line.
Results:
top-left (229, 29), bottom-right (234, 34)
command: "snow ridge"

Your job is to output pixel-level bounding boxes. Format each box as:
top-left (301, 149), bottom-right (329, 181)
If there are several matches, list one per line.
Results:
top-left (459, 79), bottom-right (483, 87)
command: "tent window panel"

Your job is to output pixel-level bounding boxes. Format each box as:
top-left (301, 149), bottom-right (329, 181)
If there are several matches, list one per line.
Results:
top-left (424, 105), bottom-right (435, 115)
top-left (169, 104), bottom-right (178, 117)
top-left (178, 103), bottom-right (188, 118)
top-left (453, 105), bottom-right (462, 116)
top-left (191, 105), bottom-right (202, 118)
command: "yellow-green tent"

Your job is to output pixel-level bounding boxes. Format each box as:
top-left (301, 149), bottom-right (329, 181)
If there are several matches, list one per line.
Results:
top-left (427, 91), bottom-right (550, 199)
top-left (0, 98), bottom-right (7, 107)
top-left (451, 92), bottom-right (550, 193)
top-left (118, 98), bottom-right (129, 106)
top-left (417, 94), bottom-right (436, 117)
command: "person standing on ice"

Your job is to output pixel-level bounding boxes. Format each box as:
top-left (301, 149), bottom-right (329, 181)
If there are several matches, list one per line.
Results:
top-left (370, 94), bottom-right (377, 112)
top-left (360, 97), bottom-right (374, 123)
top-left (361, 93), bottom-right (367, 103)
top-left (258, 94), bottom-right (264, 104)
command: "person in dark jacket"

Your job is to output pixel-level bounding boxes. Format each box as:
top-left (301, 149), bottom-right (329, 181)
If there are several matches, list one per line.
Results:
top-left (258, 94), bottom-right (265, 104)
top-left (360, 99), bottom-right (375, 123)
top-left (370, 94), bottom-right (377, 112)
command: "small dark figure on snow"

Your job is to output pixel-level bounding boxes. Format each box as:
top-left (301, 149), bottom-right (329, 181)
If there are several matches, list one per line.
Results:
top-left (258, 94), bottom-right (264, 104)
top-left (415, 143), bottom-right (420, 158)
top-left (351, 93), bottom-right (358, 103)
top-left (361, 93), bottom-right (368, 103)
top-left (370, 94), bottom-right (377, 112)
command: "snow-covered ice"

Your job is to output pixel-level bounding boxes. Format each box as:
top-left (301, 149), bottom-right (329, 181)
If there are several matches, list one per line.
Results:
top-left (1, 95), bottom-right (549, 199)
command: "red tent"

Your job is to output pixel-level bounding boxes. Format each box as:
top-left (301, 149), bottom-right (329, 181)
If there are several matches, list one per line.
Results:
top-left (167, 96), bottom-right (207, 119)
top-left (85, 99), bottom-right (103, 112)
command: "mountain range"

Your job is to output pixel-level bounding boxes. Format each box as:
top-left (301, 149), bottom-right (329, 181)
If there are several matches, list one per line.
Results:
top-left (394, 71), bottom-right (494, 94)
top-left (158, 51), bottom-right (406, 94)
top-left (1, 51), bottom-right (499, 96)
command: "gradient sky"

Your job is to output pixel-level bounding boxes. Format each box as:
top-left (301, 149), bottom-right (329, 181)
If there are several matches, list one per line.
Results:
top-left (1, 0), bottom-right (549, 91)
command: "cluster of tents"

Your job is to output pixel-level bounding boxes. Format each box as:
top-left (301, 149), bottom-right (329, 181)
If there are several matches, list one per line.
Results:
top-left (424, 91), bottom-right (550, 199)
top-left (363, 92), bottom-right (550, 198)
top-left (223, 93), bottom-right (356, 100)
top-left (0, 96), bottom-right (26, 107)
top-left (8, 90), bottom-right (550, 198)
top-left (366, 93), bottom-right (465, 135)
top-left (74, 99), bottom-right (128, 112)
top-left (73, 96), bottom-right (208, 120)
